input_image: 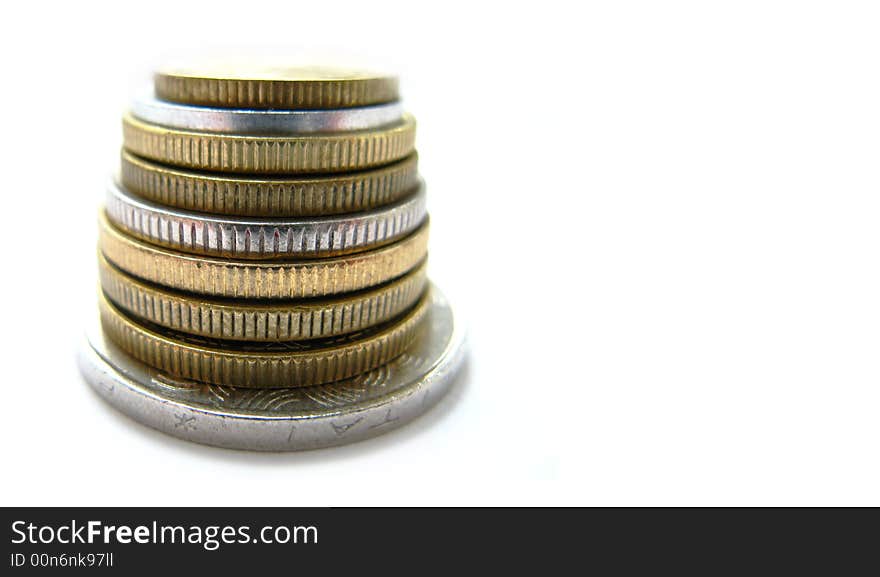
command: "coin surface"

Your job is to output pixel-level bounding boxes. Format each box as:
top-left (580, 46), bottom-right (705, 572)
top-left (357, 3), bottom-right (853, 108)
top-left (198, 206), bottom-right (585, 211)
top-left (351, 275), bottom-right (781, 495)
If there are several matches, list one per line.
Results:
top-left (132, 94), bottom-right (404, 134)
top-left (100, 253), bottom-right (428, 342)
top-left (79, 285), bottom-right (464, 450)
top-left (122, 113), bottom-right (416, 174)
top-left (155, 64), bottom-right (399, 110)
top-left (98, 288), bottom-right (429, 388)
top-left (105, 179), bottom-right (427, 259)
top-left (98, 212), bottom-right (429, 298)
top-left (120, 150), bottom-right (420, 217)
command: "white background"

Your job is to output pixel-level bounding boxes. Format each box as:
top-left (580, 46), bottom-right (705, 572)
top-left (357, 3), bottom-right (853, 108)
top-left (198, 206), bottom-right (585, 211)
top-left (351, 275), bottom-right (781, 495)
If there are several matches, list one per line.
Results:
top-left (1, 1), bottom-right (879, 506)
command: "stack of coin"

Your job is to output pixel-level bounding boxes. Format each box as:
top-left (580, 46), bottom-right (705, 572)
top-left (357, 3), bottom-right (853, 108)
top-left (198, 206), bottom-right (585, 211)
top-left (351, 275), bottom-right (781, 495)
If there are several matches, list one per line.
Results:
top-left (79, 64), bottom-right (465, 451)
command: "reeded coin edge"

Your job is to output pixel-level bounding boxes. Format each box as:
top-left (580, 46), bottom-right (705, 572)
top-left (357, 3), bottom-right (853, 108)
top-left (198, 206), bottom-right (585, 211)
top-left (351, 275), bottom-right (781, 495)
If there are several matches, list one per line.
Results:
top-left (98, 211), bottom-right (430, 299)
top-left (78, 286), bottom-right (465, 451)
top-left (122, 113), bottom-right (417, 174)
top-left (98, 289), bottom-right (430, 388)
top-left (105, 179), bottom-right (428, 259)
top-left (154, 73), bottom-right (399, 110)
top-left (119, 150), bottom-right (420, 217)
top-left (99, 253), bottom-right (428, 342)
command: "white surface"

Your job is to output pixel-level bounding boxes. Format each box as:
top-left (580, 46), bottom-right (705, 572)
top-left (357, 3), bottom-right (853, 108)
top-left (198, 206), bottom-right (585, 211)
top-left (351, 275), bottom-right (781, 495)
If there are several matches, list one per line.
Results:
top-left (2, 1), bottom-right (880, 506)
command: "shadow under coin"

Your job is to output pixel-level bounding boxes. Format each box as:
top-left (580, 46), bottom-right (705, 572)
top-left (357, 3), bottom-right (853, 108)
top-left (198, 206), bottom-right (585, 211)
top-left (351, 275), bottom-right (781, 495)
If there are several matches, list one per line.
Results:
top-left (83, 354), bottom-right (472, 465)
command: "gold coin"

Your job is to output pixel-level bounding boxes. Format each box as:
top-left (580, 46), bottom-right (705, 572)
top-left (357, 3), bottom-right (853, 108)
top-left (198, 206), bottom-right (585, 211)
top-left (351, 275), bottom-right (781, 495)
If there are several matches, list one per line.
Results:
top-left (122, 113), bottom-right (416, 174)
top-left (155, 64), bottom-right (398, 109)
top-left (99, 253), bottom-right (428, 342)
top-left (98, 211), bottom-right (429, 299)
top-left (98, 288), bottom-right (429, 388)
top-left (120, 150), bottom-right (419, 217)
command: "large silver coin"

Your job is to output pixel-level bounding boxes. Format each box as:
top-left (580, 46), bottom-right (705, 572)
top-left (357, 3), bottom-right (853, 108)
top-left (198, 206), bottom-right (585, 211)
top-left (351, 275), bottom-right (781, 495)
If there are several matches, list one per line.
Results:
top-left (78, 285), bottom-right (465, 451)
top-left (105, 180), bottom-right (427, 259)
top-left (131, 93), bottom-right (404, 134)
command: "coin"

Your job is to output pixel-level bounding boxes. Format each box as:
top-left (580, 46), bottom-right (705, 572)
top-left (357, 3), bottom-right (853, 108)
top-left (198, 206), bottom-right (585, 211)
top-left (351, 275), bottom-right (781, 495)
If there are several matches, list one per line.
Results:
top-left (79, 285), bottom-right (464, 450)
top-left (122, 112), bottom-right (416, 174)
top-left (98, 287), bottom-right (429, 388)
top-left (131, 94), bottom-right (404, 134)
top-left (120, 150), bottom-right (420, 217)
top-left (99, 253), bottom-right (428, 342)
top-left (154, 64), bottom-right (399, 110)
top-left (105, 179), bottom-right (427, 259)
top-left (98, 211), bottom-right (429, 299)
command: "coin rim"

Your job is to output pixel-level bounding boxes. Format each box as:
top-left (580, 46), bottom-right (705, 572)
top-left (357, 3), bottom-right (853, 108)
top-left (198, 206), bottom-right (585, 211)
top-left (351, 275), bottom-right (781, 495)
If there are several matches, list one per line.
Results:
top-left (78, 285), bottom-right (465, 451)
top-left (154, 68), bottom-right (399, 110)
top-left (98, 288), bottom-right (431, 388)
top-left (99, 253), bottom-right (428, 342)
top-left (131, 94), bottom-right (405, 134)
top-left (119, 150), bottom-right (420, 217)
top-left (122, 112), bottom-right (417, 174)
top-left (105, 178), bottom-right (427, 259)
top-left (98, 211), bottom-right (430, 299)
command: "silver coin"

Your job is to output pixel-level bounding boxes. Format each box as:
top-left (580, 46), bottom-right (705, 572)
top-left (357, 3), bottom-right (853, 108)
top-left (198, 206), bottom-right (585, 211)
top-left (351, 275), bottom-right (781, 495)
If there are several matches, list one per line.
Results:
top-left (131, 93), bottom-right (404, 134)
top-left (105, 180), bottom-right (427, 258)
top-left (78, 285), bottom-right (465, 451)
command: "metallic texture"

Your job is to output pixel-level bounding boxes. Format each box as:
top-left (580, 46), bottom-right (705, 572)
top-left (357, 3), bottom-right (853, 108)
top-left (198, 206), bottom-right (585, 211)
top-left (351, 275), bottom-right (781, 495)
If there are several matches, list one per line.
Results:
top-left (98, 288), bottom-right (430, 388)
top-left (105, 179), bottom-right (427, 259)
top-left (98, 212), bottom-right (430, 299)
top-left (122, 113), bottom-right (416, 174)
top-left (79, 286), bottom-right (464, 451)
top-left (99, 253), bottom-right (428, 342)
top-left (120, 150), bottom-right (420, 217)
top-left (132, 94), bottom-right (404, 134)
top-left (154, 65), bottom-right (399, 110)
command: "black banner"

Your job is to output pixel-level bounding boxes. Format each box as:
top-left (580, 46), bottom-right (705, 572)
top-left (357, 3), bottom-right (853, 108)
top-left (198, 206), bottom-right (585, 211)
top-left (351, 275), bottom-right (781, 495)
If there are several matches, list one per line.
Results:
top-left (0, 508), bottom-right (874, 572)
